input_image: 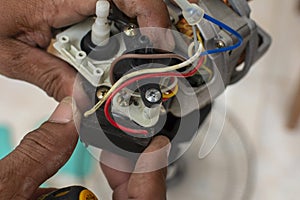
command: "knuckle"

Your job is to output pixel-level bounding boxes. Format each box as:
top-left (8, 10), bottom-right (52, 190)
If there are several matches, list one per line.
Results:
top-left (0, 38), bottom-right (74, 100)
top-left (40, 68), bottom-right (64, 99)
top-left (18, 123), bottom-right (76, 174)
top-left (38, 66), bottom-right (72, 100)
top-left (35, 54), bottom-right (75, 100)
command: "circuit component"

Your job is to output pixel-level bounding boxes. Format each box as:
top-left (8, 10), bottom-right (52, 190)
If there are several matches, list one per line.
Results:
top-left (51, 0), bottom-right (271, 156)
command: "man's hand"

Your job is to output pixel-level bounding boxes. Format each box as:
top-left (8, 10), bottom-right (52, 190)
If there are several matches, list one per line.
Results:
top-left (101, 136), bottom-right (170, 200)
top-left (0, 97), bottom-right (79, 199)
top-left (0, 0), bottom-right (173, 101)
top-left (0, 1), bottom-right (194, 199)
top-left (0, 0), bottom-right (98, 101)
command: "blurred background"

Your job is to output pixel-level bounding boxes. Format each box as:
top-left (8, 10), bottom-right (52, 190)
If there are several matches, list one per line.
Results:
top-left (0, 0), bottom-right (300, 199)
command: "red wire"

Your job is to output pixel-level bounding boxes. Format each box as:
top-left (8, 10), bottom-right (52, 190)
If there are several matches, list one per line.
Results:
top-left (104, 56), bottom-right (205, 135)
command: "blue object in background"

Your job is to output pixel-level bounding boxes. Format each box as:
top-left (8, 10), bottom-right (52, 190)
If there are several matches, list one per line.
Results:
top-left (0, 120), bottom-right (94, 181)
top-left (0, 125), bottom-right (13, 159)
top-left (58, 141), bottom-right (94, 178)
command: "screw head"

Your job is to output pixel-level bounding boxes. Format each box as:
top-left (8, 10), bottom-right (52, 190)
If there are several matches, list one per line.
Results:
top-left (216, 40), bottom-right (225, 48)
top-left (123, 24), bottom-right (138, 37)
top-left (117, 96), bottom-right (130, 107)
top-left (96, 86), bottom-right (109, 100)
top-left (145, 88), bottom-right (162, 103)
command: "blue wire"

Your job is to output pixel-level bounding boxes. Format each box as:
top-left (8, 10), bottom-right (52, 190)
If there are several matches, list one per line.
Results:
top-left (200, 13), bottom-right (243, 56)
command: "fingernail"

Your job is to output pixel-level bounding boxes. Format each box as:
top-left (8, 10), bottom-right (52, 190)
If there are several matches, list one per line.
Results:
top-left (49, 96), bottom-right (74, 124)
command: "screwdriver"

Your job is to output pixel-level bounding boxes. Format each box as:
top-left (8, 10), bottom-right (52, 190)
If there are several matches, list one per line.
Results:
top-left (38, 186), bottom-right (98, 200)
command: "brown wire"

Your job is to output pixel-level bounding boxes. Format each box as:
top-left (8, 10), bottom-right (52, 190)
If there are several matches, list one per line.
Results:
top-left (109, 53), bottom-right (185, 84)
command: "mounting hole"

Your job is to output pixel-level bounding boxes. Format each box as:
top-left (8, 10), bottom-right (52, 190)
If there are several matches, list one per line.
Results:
top-left (59, 35), bottom-right (69, 43)
top-left (94, 68), bottom-right (103, 76)
top-left (76, 51), bottom-right (86, 59)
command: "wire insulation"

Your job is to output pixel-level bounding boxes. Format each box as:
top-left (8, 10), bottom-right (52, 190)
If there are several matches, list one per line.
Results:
top-left (84, 13), bottom-right (244, 134)
top-left (104, 55), bottom-right (205, 134)
top-left (199, 14), bottom-right (243, 56)
top-left (84, 38), bottom-right (204, 117)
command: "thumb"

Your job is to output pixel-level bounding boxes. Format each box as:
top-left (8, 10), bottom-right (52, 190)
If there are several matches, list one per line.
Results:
top-left (0, 97), bottom-right (79, 200)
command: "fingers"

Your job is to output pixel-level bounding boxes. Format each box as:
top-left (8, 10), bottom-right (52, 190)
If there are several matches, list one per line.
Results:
top-left (113, 0), bottom-right (175, 50)
top-left (100, 151), bottom-right (134, 188)
top-left (134, 136), bottom-right (170, 173)
top-left (0, 0), bottom-right (98, 101)
top-left (100, 151), bottom-right (134, 199)
top-left (101, 164), bottom-right (131, 200)
top-left (43, 0), bottom-right (98, 28)
top-left (127, 136), bottom-right (170, 200)
top-left (0, 0), bottom-right (97, 37)
top-left (113, 0), bottom-right (170, 28)
top-left (100, 136), bottom-right (170, 200)
top-left (30, 188), bottom-right (57, 200)
top-left (0, 38), bottom-right (76, 101)
top-left (0, 97), bottom-right (79, 199)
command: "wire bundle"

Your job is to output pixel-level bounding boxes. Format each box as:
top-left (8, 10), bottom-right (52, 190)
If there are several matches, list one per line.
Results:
top-left (84, 13), bottom-right (243, 135)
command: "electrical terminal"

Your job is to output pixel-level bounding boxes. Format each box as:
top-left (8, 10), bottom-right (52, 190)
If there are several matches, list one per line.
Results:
top-left (172, 0), bottom-right (204, 25)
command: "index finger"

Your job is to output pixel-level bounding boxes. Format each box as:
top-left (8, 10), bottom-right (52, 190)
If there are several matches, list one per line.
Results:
top-left (112, 0), bottom-right (171, 28)
top-left (44, 0), bottom-right (98, 28)
top-left (112, 0), bottom-right (174, 50)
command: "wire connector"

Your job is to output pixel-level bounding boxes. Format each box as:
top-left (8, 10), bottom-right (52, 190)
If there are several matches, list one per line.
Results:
top-left (173, 0), bottom-right (204, 25)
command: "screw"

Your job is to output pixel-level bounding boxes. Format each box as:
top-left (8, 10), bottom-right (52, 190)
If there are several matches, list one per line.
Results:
top-left (117, 96), bottom-right (129, 107)
top-left (145, 88), bottom-right (162, 103)
top-left (123, 24), bottom-right (138, 37)
top-left (216, 40), bottom-right (225, 48)
top-left (96, 86), bottom-right (109, 100)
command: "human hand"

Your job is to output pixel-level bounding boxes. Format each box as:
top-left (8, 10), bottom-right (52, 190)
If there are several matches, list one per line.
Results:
top-left (112, 0), bottom-right (198, 50)
top-left (101, 136), bottom-right (170, 200)
top-left (0, 97), bottom-right (79, 199)
top-left (0, 0), bottom-right (99, 101)
top-left (0, 0), bottom-right (178, 102)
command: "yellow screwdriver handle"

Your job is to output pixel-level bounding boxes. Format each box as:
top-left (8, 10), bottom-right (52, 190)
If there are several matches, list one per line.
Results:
top-left (38, 186), bottom-right (98, 200)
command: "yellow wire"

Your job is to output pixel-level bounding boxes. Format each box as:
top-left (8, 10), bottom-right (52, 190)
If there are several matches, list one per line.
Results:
top-left (197, 31), bottom-right (203, 44)
top-left (201, 65), bottom-right (213, 81)
top-left (193, 34), bottom-right (213, 81)
top-left (163, 84), bottom-right (179, 99)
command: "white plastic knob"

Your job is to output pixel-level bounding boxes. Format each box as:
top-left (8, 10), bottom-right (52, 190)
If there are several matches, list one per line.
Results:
top-left (92, 0), bottom-right (111, 46)
top-left (96, 0), bottom-right (110, 17)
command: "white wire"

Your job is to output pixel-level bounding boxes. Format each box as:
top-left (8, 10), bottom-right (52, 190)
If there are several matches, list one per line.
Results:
top-left (192, 25), bottom-right (198, 51)
top-left (161, 77), bottom-right (178, 93)
top-left (188, 42), bottom-right (196, 58)
top-left (84, 25), bottom-right (203, 117)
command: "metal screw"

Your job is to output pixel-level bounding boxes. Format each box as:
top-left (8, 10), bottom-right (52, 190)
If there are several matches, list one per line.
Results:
top-left (96, 86), bottom-right (109, 100)
top-left (117, 96), bottom-right (129, 107)
top-left (216, 40), bottom-right (225, 48)
top-left (123, 24), bottom-right (138, 37)
top-left (145, 88), bottom-right (161, 103)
